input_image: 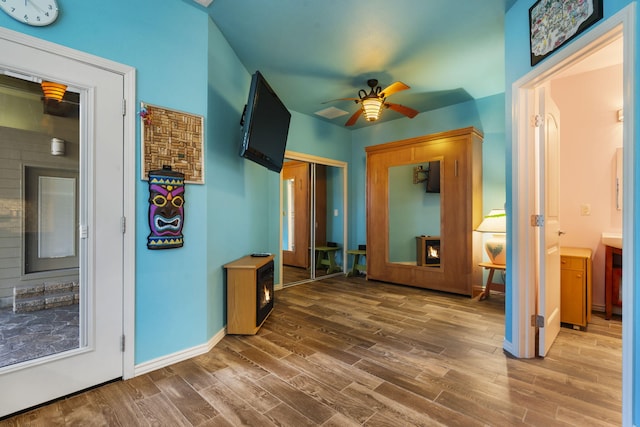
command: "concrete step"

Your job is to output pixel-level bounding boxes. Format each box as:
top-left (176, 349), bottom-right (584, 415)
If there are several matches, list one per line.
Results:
top-left (13, 281), bottom-right (79, 313)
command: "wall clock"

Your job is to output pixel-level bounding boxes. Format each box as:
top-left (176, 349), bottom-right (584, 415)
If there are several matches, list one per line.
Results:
top-left (0, 0), bottom-right (59, 26)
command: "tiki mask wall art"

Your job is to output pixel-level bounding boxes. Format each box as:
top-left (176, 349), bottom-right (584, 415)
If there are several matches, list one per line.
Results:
top-left (147, 166), bottom-right (185, 249)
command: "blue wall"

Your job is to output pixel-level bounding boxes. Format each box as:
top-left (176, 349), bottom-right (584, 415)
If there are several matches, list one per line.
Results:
top-left (505, 0), bottom-right (635, 422)
top-left (0, 1), bottom-right (212, 364)
top-left (204, 19), bottom-right (256, 343)
top-left (388, 164), bottom-right (441, 263)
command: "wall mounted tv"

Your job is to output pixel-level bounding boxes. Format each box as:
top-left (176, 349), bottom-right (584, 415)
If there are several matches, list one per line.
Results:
top-left (239, 71), bottom-right (291, 173)
top-left (426, 160), bottom-right (440, 193)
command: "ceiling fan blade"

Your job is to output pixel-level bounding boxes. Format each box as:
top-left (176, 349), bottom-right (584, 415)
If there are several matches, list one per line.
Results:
top-left (386, 103), bottom-right (419, 118)
top-left (345, 108), bottom-right (363, 126)
top-left (380, 81), bottom-right (410, 98)
top-left (322, 97), bottom-right (359, 104)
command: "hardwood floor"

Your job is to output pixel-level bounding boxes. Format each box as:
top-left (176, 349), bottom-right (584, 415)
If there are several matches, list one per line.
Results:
top-left (282, 264), bottom-right (336, 286)
top-left (1, 275), bottom-right (621, 426)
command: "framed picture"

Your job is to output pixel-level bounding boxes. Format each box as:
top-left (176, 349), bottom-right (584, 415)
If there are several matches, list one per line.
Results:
top-left (529, 0), bottom-right (603, 66)
top-left (140, 102), bottom-right (205, 184)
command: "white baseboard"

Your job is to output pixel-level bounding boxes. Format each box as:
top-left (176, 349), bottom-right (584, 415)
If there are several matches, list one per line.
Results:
top-left (133, 327), bottom-right (226, 377)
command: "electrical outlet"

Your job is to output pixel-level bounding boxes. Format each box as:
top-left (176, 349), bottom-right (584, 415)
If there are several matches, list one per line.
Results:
top-left (580, 204), bottom-right (591, 216)
top-left (334, 209), bottom-right (339, 217)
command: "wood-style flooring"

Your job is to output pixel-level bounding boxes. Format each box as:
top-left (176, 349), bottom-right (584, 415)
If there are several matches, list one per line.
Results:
top-left (282, 265), bottom-right (336, 286)
top-left (1, 275), bottom-right (622, 426)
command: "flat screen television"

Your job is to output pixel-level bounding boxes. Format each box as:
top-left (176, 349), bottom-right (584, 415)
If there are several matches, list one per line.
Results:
top-left (240, 71), bottom-right (291, 173)
top-left (426, 160), bottom-right (441, 193)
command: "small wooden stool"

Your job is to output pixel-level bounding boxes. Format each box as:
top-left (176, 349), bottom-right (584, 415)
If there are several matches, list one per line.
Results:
top-left (315, 246), bottom-right (341, 273)
top-left (347, 249), bottom-right (366, 276)
top-left (478, 262), bottom-right (505, 300)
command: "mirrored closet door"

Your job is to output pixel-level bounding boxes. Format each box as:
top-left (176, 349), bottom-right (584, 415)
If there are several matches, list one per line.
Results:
top-left (281, 152), bottom-right (347, 287)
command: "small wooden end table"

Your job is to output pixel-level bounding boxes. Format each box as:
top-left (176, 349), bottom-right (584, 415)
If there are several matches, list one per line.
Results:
top-left (346, 249), bottom-right (366, 277)
top-left (315, 246), bottom-right (341, 273)
top-left (478, 262), bottom-right (506, 300)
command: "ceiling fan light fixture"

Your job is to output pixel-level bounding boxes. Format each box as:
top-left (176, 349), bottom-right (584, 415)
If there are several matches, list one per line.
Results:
top-left (361, 98), bottom-right (384, 121)
top-left (41, 81), bottom-right (67, 101)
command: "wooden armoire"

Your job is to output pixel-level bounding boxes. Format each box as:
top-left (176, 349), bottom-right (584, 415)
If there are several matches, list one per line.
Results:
top-left (366, 127), bottom-right (483, 296)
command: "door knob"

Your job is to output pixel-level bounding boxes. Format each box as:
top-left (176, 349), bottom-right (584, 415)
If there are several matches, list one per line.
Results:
top-left (558, 231), bottom-right (566, 236)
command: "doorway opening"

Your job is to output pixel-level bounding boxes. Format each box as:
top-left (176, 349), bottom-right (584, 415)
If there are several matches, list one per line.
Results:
top-left (511, 4), bottom-right (634, 424)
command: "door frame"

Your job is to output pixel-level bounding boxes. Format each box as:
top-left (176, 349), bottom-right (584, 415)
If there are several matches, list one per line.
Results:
top-left (0, 27), bottom-right (137, 379)
top-left (510, 4), bottom-right (634, 423)
top-left (279, 151), bottom-right (348, 288)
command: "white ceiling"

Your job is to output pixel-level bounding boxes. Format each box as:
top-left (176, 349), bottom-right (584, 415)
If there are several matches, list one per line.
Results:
top-left (199, 0), bottom-right (516, 129)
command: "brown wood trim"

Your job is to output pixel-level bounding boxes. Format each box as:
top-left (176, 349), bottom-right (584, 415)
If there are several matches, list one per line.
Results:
top-left (365, 126), bottom-right (483, 154)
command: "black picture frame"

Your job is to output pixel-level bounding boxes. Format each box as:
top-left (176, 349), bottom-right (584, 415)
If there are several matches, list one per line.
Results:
top-left (529, 0), bottom-right (603, 66)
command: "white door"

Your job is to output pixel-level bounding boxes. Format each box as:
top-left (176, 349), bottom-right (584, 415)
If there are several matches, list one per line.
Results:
top-left (536, 85), bottom-right (561, 357)
top-left (0, 37), bottom-right (124, 416)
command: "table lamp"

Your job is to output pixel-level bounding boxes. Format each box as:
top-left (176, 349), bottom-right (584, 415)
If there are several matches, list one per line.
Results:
top-left (476, 209), bottom-right (506, 265)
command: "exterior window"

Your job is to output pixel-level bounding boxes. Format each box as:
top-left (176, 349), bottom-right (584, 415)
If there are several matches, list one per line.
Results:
top-left (24, 167), bottom-right (79, 274)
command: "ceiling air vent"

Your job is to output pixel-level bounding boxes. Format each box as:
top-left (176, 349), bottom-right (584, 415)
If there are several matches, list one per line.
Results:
top-left (314, 106), bottom-right (349, 120)
top-left (193, 0), bottom-right (214, 7)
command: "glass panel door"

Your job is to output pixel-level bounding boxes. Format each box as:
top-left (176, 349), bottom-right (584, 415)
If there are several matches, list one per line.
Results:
top-left (0, 32), bottom-right (125, 416)
top-left (281, 154), bottom-right (347, 286)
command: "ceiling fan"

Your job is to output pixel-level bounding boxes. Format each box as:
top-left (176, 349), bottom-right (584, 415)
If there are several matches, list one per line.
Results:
top-left (326, 79), bottom-right (419, 126)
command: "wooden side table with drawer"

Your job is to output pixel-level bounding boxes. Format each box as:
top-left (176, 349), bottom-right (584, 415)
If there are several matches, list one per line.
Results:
top-left (560, 247), bottom-right (592, 329)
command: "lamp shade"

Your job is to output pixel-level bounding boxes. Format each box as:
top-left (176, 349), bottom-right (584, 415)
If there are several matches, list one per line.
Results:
top-left (476, 209), bottom-right (506, 265)
top-left (41, 81), bottom-right (67, 101)
top-left (476, 209), bottom-right (506, 233)
top-left (361, 98), bottom-right (383, 121)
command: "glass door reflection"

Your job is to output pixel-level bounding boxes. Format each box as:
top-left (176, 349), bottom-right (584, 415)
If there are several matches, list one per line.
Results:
top-left (281, 160), bottom-right (310, 282)
top-left (314, 164), bottom-right (344, 278)
top-left (0, 74), bottom-right (81, 369)
top-left (388, 161), bottom-right (441, 266)
top-left (281, 156), bottom-right (346, 286)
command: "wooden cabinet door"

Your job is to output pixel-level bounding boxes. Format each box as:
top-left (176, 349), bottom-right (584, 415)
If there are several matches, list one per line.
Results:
top-left (560, 257), bottom-right (586, 326)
